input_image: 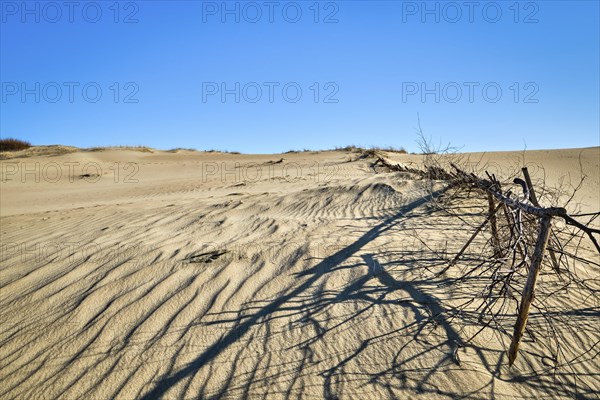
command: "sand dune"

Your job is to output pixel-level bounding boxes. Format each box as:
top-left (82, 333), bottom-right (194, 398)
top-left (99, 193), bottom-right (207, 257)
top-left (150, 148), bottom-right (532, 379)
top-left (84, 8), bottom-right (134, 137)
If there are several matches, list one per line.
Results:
top-left (1, 147), bottom-right (598, 399)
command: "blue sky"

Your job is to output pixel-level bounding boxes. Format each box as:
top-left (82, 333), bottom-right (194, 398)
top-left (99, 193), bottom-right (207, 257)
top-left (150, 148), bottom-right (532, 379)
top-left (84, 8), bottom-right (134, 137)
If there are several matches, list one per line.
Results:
top-left (1, 0), bottom-right (599, 153)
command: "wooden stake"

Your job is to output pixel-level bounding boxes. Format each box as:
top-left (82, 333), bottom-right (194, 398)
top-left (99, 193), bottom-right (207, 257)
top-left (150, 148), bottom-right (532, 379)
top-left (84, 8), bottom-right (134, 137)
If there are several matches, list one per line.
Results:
top-left (521, 168), bottom-right (561, 272)
top-left (521, 167), bottom-right (538, 205)
top-left (508, 215), bottom-right (553, 366)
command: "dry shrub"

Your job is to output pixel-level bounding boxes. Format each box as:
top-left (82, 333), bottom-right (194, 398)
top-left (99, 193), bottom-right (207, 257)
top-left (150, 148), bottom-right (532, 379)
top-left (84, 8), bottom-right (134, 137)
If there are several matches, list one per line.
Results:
top-left (0, 138), bottom-right (31, 152)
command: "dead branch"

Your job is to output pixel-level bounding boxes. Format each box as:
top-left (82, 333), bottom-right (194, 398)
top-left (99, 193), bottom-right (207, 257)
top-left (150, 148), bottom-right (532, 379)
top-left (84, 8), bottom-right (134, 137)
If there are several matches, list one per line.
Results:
top-left (373, 150), bottom-right (599, 367)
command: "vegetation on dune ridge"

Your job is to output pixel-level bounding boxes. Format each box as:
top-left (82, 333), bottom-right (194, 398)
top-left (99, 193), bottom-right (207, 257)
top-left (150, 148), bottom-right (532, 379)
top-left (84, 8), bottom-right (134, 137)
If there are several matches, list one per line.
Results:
top-left (0, 138), bottom-right (32, 152)
top-left (0, 141), bottom-right (410, 155)
top-left (285, 145), bottom-right (408, 154)
top-left (84, 145), bottom-right (154, 153)
top-left (84, 146), bottom-right (243, 154)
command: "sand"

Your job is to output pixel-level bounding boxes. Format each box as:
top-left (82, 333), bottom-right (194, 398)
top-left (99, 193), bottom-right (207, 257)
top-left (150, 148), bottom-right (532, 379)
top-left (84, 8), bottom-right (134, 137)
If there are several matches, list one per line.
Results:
top-left (1, 147), bottom-right (598, 399)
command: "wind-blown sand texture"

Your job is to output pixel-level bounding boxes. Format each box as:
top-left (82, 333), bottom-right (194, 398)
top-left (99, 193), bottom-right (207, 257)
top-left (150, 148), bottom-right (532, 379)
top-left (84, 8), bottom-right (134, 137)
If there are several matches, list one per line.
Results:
top-left (1, 147), bottom-right (598, 399)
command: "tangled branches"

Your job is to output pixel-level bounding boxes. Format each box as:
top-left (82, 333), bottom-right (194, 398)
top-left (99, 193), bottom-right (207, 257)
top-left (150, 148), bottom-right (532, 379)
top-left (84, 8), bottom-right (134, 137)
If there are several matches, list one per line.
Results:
top-left (375, 151), bottom-right (599, 369)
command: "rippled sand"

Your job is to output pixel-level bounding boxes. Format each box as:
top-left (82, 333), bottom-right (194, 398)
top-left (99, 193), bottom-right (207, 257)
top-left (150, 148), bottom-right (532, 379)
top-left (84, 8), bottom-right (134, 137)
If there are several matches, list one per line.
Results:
top-left (1, 147), bottom-right (598, 399)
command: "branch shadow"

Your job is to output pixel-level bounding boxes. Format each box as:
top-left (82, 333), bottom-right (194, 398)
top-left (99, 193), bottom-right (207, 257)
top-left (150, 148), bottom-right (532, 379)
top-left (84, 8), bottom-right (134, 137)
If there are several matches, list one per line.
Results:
top-left (139, 186), bottom-right (599, 399)
top-left (140, 189), bottom-right (449, 399)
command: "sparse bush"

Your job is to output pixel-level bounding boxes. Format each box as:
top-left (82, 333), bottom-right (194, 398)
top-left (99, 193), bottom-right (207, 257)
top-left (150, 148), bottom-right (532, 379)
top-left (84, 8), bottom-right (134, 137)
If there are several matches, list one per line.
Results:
top-left (0, 138), bottom-right (31, 152)
top-left (332, 145), bottom-right (407, 154)
top-left (335, 145), bottom-right (363, 152)
top-left (167, 148), bottom-right (197, 152)
top-left (84, 145), bottom-right (153, 153)
top-left (369, 146), bottom-right (408, 154)
top-left (203, 149), bottom-right (241, 154)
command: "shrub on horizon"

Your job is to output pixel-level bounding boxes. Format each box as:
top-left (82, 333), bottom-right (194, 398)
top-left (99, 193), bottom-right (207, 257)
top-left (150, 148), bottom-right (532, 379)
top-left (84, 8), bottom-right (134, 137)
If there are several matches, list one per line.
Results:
top-left (0, 138), bottom-right (32, 152)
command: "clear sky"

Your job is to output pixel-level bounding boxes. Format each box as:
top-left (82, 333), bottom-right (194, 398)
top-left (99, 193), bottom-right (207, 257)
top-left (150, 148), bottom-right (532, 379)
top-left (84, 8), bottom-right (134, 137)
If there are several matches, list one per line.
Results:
top-left (1, 0), bottom-right (599, 153)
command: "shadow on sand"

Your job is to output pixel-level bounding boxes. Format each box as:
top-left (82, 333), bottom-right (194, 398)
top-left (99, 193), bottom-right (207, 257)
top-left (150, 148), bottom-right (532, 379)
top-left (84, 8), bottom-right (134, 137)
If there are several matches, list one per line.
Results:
top-left (140, 188), bottom-right (598, 399)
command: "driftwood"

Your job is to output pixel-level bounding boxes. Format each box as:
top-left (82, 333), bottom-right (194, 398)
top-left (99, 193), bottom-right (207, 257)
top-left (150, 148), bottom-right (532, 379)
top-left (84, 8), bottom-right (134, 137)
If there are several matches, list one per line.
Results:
top-left (508, 214), bottom-right (553, 365)
top-left (521, 168), bottom-right (561, 272)
top-left (449, 163), bottom-right (600, 250)
top-left (374, 153), bottom-right (600, 365)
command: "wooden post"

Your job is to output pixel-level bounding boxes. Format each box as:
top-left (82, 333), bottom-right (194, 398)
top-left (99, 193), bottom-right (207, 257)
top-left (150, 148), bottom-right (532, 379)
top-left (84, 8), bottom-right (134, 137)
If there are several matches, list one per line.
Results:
top-left (521, 168), bottom-right (561, 272)
top-left (521, 167), bottom-right (538, 205)
top-left (508, 214), bottom-right (553, 366)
